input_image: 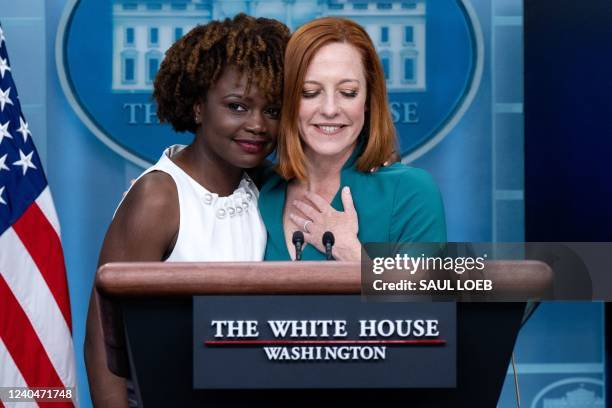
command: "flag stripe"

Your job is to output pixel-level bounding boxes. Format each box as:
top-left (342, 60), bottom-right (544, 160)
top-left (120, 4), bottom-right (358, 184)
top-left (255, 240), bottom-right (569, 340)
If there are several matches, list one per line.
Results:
top-left (12, 203), bottom-right (71, 332)
top-left (0, 274), bottom-right (65, 389)
top-left (0, 228), bottom-right (75, 393)
top-left (0, 276), bottom-right (74, 408)
top-left (35, 187), bottom-right (60, 238)
top-left (0, 338), bottom-right (38, 408)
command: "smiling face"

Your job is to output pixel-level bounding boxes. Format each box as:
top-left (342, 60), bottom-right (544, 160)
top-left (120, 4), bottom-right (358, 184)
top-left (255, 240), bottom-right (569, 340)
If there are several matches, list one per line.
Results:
top-left (195, 67), bottom-right (280, 169)
top-left (297, 42), bottom-right (367, 162)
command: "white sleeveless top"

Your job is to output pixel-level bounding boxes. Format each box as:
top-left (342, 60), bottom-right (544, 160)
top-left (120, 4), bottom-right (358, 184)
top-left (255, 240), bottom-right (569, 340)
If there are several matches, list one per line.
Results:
top-left (128, 144), bottom-right (267, 262)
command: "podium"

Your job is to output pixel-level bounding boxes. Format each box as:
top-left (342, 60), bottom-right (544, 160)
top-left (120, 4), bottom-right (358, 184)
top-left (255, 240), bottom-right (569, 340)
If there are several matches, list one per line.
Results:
top-left (96, 261), bottom-right (551, 407)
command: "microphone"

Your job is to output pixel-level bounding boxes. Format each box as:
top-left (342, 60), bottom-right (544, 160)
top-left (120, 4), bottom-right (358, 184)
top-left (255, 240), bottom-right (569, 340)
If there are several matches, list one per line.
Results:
top-left (292, 231), bottom-right (304, 261)
top-left (322, 231), bottom-right (335, 261)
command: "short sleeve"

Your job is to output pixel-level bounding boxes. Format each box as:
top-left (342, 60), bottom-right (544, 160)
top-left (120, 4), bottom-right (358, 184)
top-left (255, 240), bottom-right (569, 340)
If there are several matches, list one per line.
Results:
top-left (389, 168), bottom-right (447, 243)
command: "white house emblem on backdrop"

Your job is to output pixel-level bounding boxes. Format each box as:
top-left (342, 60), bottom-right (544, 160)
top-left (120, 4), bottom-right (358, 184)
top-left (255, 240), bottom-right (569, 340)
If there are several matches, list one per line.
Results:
top-left (531, 378), bottom-right (604, 408)
top-left (58, 0), bottom-right (481, 167)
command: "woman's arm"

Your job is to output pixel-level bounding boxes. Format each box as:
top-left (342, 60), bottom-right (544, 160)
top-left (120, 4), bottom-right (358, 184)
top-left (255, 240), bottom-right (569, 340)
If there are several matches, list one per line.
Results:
top-left (85, 293), bottom-right (129, 407)
top-left (85, 172), bottom-right (178, 408)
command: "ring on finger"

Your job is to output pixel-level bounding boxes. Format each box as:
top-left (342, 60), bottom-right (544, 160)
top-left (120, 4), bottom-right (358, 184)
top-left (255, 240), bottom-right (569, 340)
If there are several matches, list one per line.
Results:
top-left (303, 220), bottom-right (312, 233)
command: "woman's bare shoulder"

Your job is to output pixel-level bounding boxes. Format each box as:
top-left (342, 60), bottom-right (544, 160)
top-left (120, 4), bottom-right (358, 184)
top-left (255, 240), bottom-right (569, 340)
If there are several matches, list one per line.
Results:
top-left (99, 171), bottom-right (179, 264)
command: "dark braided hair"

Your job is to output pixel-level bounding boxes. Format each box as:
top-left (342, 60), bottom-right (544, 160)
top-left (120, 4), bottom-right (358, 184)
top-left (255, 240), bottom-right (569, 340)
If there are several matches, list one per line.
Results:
top-left (153, 13), bottom-right (290, 133)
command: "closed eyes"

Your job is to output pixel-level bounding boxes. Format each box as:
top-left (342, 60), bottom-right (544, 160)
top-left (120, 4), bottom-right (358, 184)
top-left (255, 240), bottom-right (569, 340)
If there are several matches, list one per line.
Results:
top-left (301, 89), bottom-right (360, 98)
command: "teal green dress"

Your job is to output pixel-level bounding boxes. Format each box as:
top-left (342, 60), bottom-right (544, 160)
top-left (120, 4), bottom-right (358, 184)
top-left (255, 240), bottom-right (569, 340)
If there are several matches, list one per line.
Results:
top-left (259, 146), bottom-right (447, 261)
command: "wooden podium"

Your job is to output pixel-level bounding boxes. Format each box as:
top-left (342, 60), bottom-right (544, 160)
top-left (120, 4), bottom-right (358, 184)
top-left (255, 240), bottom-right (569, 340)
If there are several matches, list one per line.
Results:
top-left (96, 261), bottom-right (551, 407)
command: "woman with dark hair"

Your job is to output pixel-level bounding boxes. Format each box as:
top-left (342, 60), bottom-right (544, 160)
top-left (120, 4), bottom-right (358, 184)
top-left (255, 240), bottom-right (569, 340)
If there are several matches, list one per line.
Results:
top-left (260, 17), bottom-right (446, 261)
top-left (85, 14), bottom-right (290, 407)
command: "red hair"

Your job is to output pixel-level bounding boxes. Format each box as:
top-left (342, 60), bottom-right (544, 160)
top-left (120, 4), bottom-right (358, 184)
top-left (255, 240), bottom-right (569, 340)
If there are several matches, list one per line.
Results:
top-left (277, 17), bottom-right (397, 181)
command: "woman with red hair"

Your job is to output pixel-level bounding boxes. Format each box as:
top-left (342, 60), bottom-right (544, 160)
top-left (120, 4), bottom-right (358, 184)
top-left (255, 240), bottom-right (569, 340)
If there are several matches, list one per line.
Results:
top-left (260, 17), bottom-right (446, 260)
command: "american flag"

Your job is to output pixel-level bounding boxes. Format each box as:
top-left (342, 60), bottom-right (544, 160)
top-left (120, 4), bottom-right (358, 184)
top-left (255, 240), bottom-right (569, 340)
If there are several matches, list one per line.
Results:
top-left (0, 24), bottom-right (77, 407)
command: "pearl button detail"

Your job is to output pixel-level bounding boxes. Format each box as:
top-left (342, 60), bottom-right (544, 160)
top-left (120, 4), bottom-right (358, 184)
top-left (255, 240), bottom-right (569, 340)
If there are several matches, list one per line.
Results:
top-left (195, 174), bottom-right (257, 220)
